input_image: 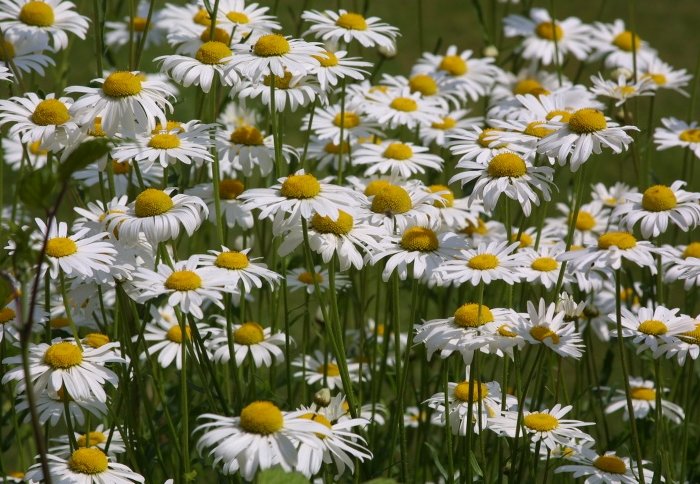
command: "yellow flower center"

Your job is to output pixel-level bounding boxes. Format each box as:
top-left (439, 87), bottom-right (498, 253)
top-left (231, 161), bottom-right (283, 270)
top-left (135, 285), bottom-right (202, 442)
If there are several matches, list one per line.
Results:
top-left (383, 142), bottom-right (413, 160)
top-left (44, 342), bottom-right (83, 369)
top-left (546, 110), bottom-right (572, 123)
top-left (230, 125), bottom-right (264, 146)
top-left (371, 184), bottom-right (412, 214)
top-left (409, 74), bottom-right (438, 96)
top-left (568, 108), bottom-right (607, 134)
top-left (132, 16), bottom-right (149, 32)
top-left (513, 78), bottom-right (543, 95)
top-left (642, 73), bottom-right (666, 85)
top-left (134, 188), bottom-right (173, 217)
top-left (477, 128), bottom-right (505, 148)
top-left (85, 333), bottom-right (109, 348)
top-left (454, 303), bottom-right (494, 328)
top-left (617, 85), bottom-right (637, 96)
top-left (335, 12), bottom-right (367, 30)
top-left (219, 179), bottom-right (245, 200)
top-left (88, 117), bottom-right (106, 137)
top-left (148, 133), bottom-right (180, 150)
top-left (49, 316), bottom-right (70, 329)
top-left (0, 39), bottom-right (15, 61)
top-left (612, 30), bottom-right (641, 52)
top-left (0, 307), bottom-right (16, 324)
top-left (240, 401), bottom-right (284, 434)
top-left (215, 251), bottom-right (249, 270)
top-left (300, 413), bottom-right (333, 438)
top-left (390, 97), bottom-right (418, 112)
top-left (263, 71), bottom-right (293, 89)
top-left (630, 387), bottom-right (656, 401)
top-left (400, 226), bottom-right (439, 252)
top-left (102, 72), bottom-right (143, 97)
top-left (313, 50), bottom-right (339, 67)
top-left (311, 210), bottom-right (354, 235)
top-left (31, 99), bottom-right (70, 126)
top-left (523, 413), bottom-right (559, 432)
top-left (429, 184), bottom-right (455, 208)
top-left (454, 380), bottom-right (489, 402)
top-left (516, 232), bottom-right (533, 248)
top-left (152, 120), bottom-right (184, 134)
top-left (233, 322), bottom-right (265, 345)
top-left (468, 253), bottom-right (499, 270)
top-left (575, 211), bottom-right (596, 231)
top-left (8, 472), bottom-right (24, 479)
top-left (324, 141), bottom-right (350, 154)
top-left (317, 363), bottom-right (340, 376)
top-left (641, 185), bottom-right (677, 212)
top-left (431, 116), bottom-right (457, 130)
top-left (46, 237), bottom-right (78, 258)
top-left (111, 160), bottom-right (130, 175)
top-left (195, 41), bottom-right (232, 65)
top-left (535, 21), bottom-right (563, 40)
top-left (683, 242), bottom-right (700, 259)
top-left (487, 153), bottom-right (527, 178)
top-left (593, 455), bottom-right (627, 474)
top-left (439, 55), bottom-right (467, 76)
top-left (166, 325), bottom-right (191, 344)
top-left (200, 27), bottom-right (230, 44)
top-left (193, 8), bottom-right (211, 26)
top-left (523, 121), bottom-right (553, 138)
top-left (364, 180), bottom-right (391, 196)
top-left (333, 111), bottom-right (360, 129)
top-left (531, 257), bottom-right (558, 271)
top-left (253, 34), bottom-right (290, 57)
top-left (529, 325), bottom-right (560, 344)
top-left (226, 11), bottom-right (249, 24)
top-left (638, 319), bottom-right (668, 336)
top-left (164, 270), bottom-right (202, 291)
top-left (67, 448), bottom-right (108, 475)
top-left (597, 231), bottom-right (637, 250)
top-left (19, 1), bottom-right (55, 27)
top-left (280, 173), bottom-right (321, 199)
top-left (679, 324), bottom-right (700, 344)
top-left (679, 129), bottom-right (700, 143)
top-left (298, 271), bottom-right (323, 285)
top-left (498, 325), bottom-right (517, 337)
top-left (76, 431), bottom-right (107, 448)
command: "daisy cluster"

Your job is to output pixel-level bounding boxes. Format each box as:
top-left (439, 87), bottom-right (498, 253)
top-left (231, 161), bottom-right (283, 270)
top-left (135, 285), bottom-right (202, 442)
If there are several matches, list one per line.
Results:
top-left (0, 0), bottom-right (698, 483)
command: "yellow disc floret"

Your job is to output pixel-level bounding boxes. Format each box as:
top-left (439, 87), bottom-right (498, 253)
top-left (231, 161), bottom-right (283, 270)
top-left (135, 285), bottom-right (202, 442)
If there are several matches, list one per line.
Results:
top-left (314, 50), bottom-right (338, 67)
top-left (439, 55), bottom-right (467, 76)
top-left (85, 333), bottom-right (110, 348)
top-left (679, 129), bottom-right (700, 143)
top-left (195, 41), bottom-right (232, 65)
top-left (454, 303), bottom-right (494, 328)
top-left (597, 231), bottom-right (637, 250)
top-left (523, 413), bottom-right (559, 431)
top-left (333, 111), bottom-right (360, 129)
top-left (311, 210), bottom-right (354, 235)
top-left (134, 188), bottom-right (173, 217)
top-left (335, 12), bottom-right (367, 30)
top-left (383, 142), bottom-right (413, 160)
top-left (31, 99), bottom-right (70, 126)
top-left (535, 21), bottom-right (563, 40)
top-left (487, 153), bottom-right (527, 178)
top-left (468, 253), bottom-right (499, 270)
top-left (429, 184), bottom-right (455, 208)
top-left (400, 226), bottom-right (438, 252)
top-left (523, 121), bottom-right (553, 138)
top-left (641, 185), bottom-right (677, 212)
top-left (0, 307), bottom-right (16, 324)
top-left (612, 31), bottom-right (641, 52)
top-left (409, 74), bottom-right (438, 96)
top-left (19, 1), bottom-right (55, 27)
top-left (219, 179), bottom-right (245, 200)
top-left (371, 184), bottom-right (412, 214)
top-left (215, 251), bottom-right (249, 270)
top-left (166, 325), bottom-right (191, 343)
top-left (630, 386), bottom-right (656, 401)
top-left (0, 39), bottom-right (15, 61)
top-left (230, 125), bottom-right (264, 146)
top-left (102, 72), bottom-right (143, 97)
top-left (638, 319), bottom-right (668, 336)
top-left (77, 431), bottom-right (107, 448)
top-left (683, 242), bottom-right (700, 259)
top-left (593, 455), bottom-right (627, 474)
top-left (164, 270), bottom-right (202, 291)
top-left (46, 237), bottom-right (78, 258)
top-left (226, 11), bottom-right (249, 24)
top-left (44, 342), bottom-right (83, 369)
top-left (390, 97), bottom-right (418, 112)
top-left (531, 257), bottom-right (558, 272)
top-left (529, 325), bottom-right (560, 344)
top-left (454, 380), bottom-right (489, 402)
top-left (280, 173), bottom-right (321, 199)
top-left (575, 211), bottom-right (596, 231)
top-left (298, 271), bottom-right (323, 285)
top-left (234, 322), bottom-right (265, 345)
top-left (67, 448), bottom-right (108, 475)
top-left (254, 34), bottom-right (290, 57)
top-left (431, 116), bottom-right (457, 130)
top-left (148, 133), bottom-right (180, 150)
top-left (240, 401), bottom-right (284, 434)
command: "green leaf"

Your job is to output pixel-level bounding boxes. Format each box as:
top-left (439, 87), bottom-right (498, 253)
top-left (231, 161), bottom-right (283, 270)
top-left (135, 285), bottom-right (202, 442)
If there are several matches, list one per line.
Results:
top-left (58, 138), bottom-right (111, 181)
top-left (0, 272), bottom-right (15, 306)
top-left (469, 450), bottom-right (483, 477)
top-left (18, 168), bottom-right (58, 211)
top-left (425, 442), bottom-right (448, 480)
top-left (363, 479), bottom-right (399, 484)
top-left (257, 467), bottom-right (310, 484)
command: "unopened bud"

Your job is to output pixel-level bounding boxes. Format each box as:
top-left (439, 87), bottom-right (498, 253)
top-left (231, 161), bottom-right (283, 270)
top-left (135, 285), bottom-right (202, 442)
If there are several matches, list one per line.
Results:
top-left (314, 388), bottom-right (331, 407)
top-left (378, 41), bottom-right (397, 58)
top-left (611, 67), bottom-right (633, 80)
top-left (483, 45), bottom-right (499, 58)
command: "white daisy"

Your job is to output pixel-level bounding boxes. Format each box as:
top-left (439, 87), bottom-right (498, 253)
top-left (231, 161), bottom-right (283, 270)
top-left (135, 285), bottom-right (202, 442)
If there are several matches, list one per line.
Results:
top-left (519, 243), bottom-right (570, 289)
top-left (555, 449), bottom-right (656, 483)
top-left (198, 246), bottom-right (280, 291)
top-left (636, 51), bottom-right (692, 96)
top-left (49, 424), bottom-right (126, 457)
top-left (614, 305), bottom-right (695, 357)
top-left (590, 19), bottom-right (655, 69)
top-left (559, 231), bottom-right (662, 274)
top-left (353, 140), bottom-right (443, 179)
top-left (361, 181), bottom-right (442, 233)
top-left (590, 73), bottom-right (655, 106)
top-left (286, 266), bottom-right (350, 294)
top-left (214, 0), bottom-right (281, 35)
top-left (0, 92), bottom-right (78, 147)
top-left (664, 319), bottom-right (700, 366)
top-left (25, 449), bottom-right (144, 483)
top-left (0, 32), bottom-right (54, 77)
top-left (428, 184), bottom-right (482, 230)
top-left (419, 109), bottom-right (482, 146)
top-left (104, 0), bottom-right (164, 50)
top-left (16, 388), bottom-right (107, 427)
top-left (653, 117), bottom-right (700, 159)
top-left (310, 49), bottom-right (370, 91)
top-left (447, 125), bottom-right (512, 165)
top-left (591, 181), bottom-right (637, 209)
top-left (156, 41), bottom-right (239, 93)
top-left (73, 158), bottom-right (163, 196)
top-left (207, 317), bottom-right (286, 368)
top-left (1, 137), bottom-right (49, 169)
top-left (603, 377), bottom-right (685, 424)
top-left (217, 123), bottom-right (297, 177)
top-left (302, 9), bottom-right (398, 49)
top-left (237, 71), bottom-right (323, 112)
top-left (308, 104), bottom-right (381, 145)
top-left (188, 178), bottom-right (254, 229)
top-left (363, 86), bottom-right (444, 129)
top-left (292, 351), bottom-right (361, 390)
top-left (436, 240), bottom-right (524, 286)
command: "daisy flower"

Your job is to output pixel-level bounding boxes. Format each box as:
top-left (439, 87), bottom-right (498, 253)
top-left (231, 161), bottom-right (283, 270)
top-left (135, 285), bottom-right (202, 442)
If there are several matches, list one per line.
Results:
top-left (16, 388), bottom-right (107, 427)
top-left (653, 117), bottom-right (700, 159)
top-left (308, 104), bottom-right (381, 145)
top-left (510, 299), bottom-right (585, 359)
top-left (553, 201), bottom-right (610, 245)
top-left (129, 257), bottom-right (230, 320)
top-left (614, 305), bottom-right (695, 357)
top-left (503, 9), bottom-right (593, 65)
top-left (156, 41), bottom-right (239, 93)
top-left (420, 109), bottom-right (481, 146)
top-left (447, 126), bottom-right (513, 165)
top-left (188, 178), bottom-right (254, 229)
top-left (195, 402), bottom-right (329, 480)
top-left (590, 73), bottom-right (655, 106)
top-left (404, 407), bottom-right (431, 428)
top-left (2, 337), bottom-right (124, 402)
top-left (214, 0), bottom-right (281, 34)
top-left (371, 223), bottom-right (465, 281)
top-left (429, 184), bottom-right (482, 230)
top-left (50, 424), bottom-right (125, 457)
top-left (0, 92), bottom-right (78, 147)
top-left (0, 64), bottom-right (11, 82)
top-left (73, 158), bottom-right (163, 196)
top-left (637, 51), bottom-right (692, 96)
top-left (591, 181), bottom-right (637, 209)
top-left (603, 377), bottom-right (685, 424)
top-left (489, 404), bottom-right (594, 451)
top-left (217, 123), bottom-right (297, 176)
top-left (137, 307), bottom-right (214, 369)
top-left (413, 46), bottom-right (498, 101)
top-left (292, 351), bottom-right (361, 390)
top-left (237, 71), bottom-right (323, 112)
top-left (302, 9), bottom-right (398, 49)
top-left (559, 231), bottom-right (661, 274)
top-left (198, 246), bottom-right (280, 291)
top-left (555, 449), bottom-right (656, 483)
top-left (538, 107), bottom-right (637, 171)
top-left (66, 71), bottom-right (173, 138)
top-left (519, 243), bottom-right (570, 289)
top-left (239, 170), bottom-right (361, 230)
top-left (286, 266), bottom-right (350, 294)
top-left (0, 0), bottom-right (89, 51)
top-left (34, 217), bottom-right (116, 279)
top-left (437, 240), bottom-right (524, 286)
top-left (229, 33), bottom-right (323, 82)
top-left (25, 449), bottom-right (144, 483)
top-left (104, 188), bottom-right (208, 244)
top-left (104, 0), bottom-right (164, 50)
top-left (278, 210), bottom-right (385, 271)
top-left (664, 318), bottom-right (700, 366)
top-left (0, 32), bottom-right (54, 77)
top-left (310, 49), bottom-right (370, 91)
top-left (110, 121), bottom-right (214, 170)
top-left (381, 72), bottom-right (466, 110)
top-left (590, 20), bottom-right (655, 69)
top-left (363, 86), bottom-right (444, 129)
top-left (207, 317), bottom-right (286, 368)
top-left (451, 151), bottom-right (553, 216)
top-left (614, 181), bottom-right (700, 238)
top-left (353, 140), bottom-right (444, 179)
top-left (362, 181), bottom-right (442, 233)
